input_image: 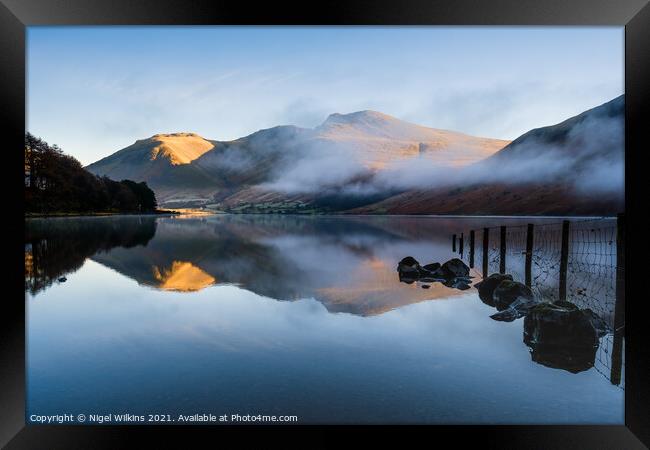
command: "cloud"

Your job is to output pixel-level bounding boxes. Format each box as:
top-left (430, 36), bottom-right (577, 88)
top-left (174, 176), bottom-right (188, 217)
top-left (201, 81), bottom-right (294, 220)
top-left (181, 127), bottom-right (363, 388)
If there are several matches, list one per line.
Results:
top-left (256, 107), bottom-right (624, 199)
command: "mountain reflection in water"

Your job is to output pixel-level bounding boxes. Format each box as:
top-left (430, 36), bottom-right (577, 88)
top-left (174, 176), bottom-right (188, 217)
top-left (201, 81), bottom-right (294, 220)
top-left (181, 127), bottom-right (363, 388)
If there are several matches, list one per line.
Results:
top-left (27, 214), bottom-right (484, 315)
top-left (25, 214), bottom-right (624, 424)
top-left (152, 261), bottom-right (216, 292)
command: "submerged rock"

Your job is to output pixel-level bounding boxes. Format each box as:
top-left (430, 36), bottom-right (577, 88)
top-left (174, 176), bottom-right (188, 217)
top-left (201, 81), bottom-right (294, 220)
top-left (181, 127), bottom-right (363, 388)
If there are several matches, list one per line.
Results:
top-left (490, 295), bottom-right (540, 322)
top-left (440, 258), bottom-right (470, 278)
top-left (397, 256), bottom-right (419, 270)
top-left (398, 272), bottom-right (418, 284)
top-left (528, 342), bottom-right (597, 373)
top-left (474, 273), bottom-right (513, 306)
top-left (443, 278), bottom-right (472, 290)
top-left (397, 256), bottom-right (420, 279)
top-left (397, 256), bottom-right (473, 291)
top-left (493, 280), bottom-right (533, 311)
top-left (523, 302), bottom-right (600, 349)
top-left (422, 262), bottom-right (441, 272)
top-left (417, 266), bottom-right (436, 278)
top-left (522, 301), bottom-right (606, 373)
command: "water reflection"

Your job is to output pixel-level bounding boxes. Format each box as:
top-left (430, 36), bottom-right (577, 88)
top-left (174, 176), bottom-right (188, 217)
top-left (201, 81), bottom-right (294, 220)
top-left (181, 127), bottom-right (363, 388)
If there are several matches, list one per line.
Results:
top-left (25, 214), bottom-right (624, 424)
top-left (27, 214), bottom-right (486, 316)
top-left (152, 261), bottom-right (216, 292)
top-left (25, 216), bottom-right (156, 295)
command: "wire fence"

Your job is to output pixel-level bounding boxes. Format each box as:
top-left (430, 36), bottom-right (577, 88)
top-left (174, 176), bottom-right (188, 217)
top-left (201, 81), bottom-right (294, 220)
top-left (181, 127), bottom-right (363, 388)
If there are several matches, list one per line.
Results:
top-left (453, 216), bottom-right (624, 389)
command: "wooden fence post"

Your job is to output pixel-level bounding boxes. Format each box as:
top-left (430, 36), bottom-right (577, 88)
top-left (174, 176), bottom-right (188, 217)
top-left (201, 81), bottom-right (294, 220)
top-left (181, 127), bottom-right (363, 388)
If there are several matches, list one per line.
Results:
top-left (558, 220), bottom-right (570, 301)
top-left (469, 230), bottom-right (475, 268)
top-left (459, 233), bottom-right (464, 257)
top-left (452, 234), bottom-right (456, 252)
top-left (611, 213), bottom-right (625, 385)
top-left (499, 226), bottom-right (506, 274)
top-left (482, 228), bottom-right (489, 277)
top-left (525, 224), bottom-right (534, 288)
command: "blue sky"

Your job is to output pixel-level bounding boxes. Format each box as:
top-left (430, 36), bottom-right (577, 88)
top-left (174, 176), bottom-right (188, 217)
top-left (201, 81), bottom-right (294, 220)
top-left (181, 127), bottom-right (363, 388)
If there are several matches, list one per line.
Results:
top-left (27, 26), bottom-right (623, 165)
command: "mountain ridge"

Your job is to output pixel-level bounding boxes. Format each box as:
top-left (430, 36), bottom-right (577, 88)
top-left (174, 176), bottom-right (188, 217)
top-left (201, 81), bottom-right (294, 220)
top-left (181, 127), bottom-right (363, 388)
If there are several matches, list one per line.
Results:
top-left (86, 110), bottom-right (510, 206)
top-left (351, 95), bottom-right (624, 216)
top-left (85, 97), bottom-right (623, 215)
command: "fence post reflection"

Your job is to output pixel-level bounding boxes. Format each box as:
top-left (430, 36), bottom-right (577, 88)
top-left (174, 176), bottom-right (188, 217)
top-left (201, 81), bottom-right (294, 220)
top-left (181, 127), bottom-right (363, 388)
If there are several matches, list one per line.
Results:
top-left (611, 213), bottom-right (625, 385)
top-left (469, 230), bottom-right (475, 268)
top-left (499, 226), bottom-right (506, 274)
top-left (559, 220), bottom-right (570, 301)
top-left (482, 228), bottom-right (489, 277)
top-left (525, 223), bottom-right (534, 288)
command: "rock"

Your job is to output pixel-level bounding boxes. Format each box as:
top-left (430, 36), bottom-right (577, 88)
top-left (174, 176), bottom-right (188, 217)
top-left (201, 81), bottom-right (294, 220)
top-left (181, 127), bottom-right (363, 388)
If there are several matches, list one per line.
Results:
top-left (418, 276), bottom-right (440, 283)
top-left (443, 278), bottom-right (471, 290)
top-left (490, 296), bottom-right (540, 322)
top-left (490, 308), bottom-right (520, 322)
top-left (397, 257), bottom-right (472, 291)
top-left (58, 277), bottom-right (67, 282)
top-left (397, 256), bottom-right (419, 271)
top-left (421, 284), bottom-right (430, 289)
top-left (474, 273), bottom-right (513, 306)
top-left (523, 301), bottom-right (603, 373)
top-left (440, 258), bottom-right (470, 278)
top-left (493, 280), bottom-right (533, 311)
top-left (422, 262), bottom-right (441, 272)
top-left (552, 300), bottom-right (578, 311)
top-left (528, 343), bottom-right (597, 374)
top-left (397, 256), bottom-right (422, 282)
top-left (523, 302), bottom-right (600, 349)
top-left (398, 272), bottom-right (418, 284)
top-left (548, 301), bottom-right (610, 336)
top-left (418, 267), bottom-right (435, 278)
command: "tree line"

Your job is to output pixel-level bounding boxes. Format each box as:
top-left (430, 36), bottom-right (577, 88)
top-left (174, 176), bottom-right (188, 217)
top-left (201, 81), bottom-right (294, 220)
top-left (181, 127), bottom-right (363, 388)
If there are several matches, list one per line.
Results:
top-left (25, 132), bottom-right (158, 214)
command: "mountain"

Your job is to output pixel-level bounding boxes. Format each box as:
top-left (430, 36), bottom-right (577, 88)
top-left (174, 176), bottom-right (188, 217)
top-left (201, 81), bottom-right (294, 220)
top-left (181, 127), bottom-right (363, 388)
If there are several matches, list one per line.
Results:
top-left (86, 98), bottom-right (623, 215)
top-left (86, 133), bottom-right (223, 202)
top-left (86, 111), bottom-right (509, 208)
top-left (314, 110), bottom-right (508, 169)
top-left (487, 94), bottom-right (624, 163)
top-left (351, 95), bottom-right (625, 216)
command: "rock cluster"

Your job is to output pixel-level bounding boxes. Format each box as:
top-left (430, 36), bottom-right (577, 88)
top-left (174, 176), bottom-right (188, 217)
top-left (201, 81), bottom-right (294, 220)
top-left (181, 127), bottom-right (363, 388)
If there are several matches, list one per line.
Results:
top-left (474, 271), bottom-right (611, 373)
top-left (397, 256), bottom-right (471, 290)
top-left (475, 274), bottom-right (536, 319)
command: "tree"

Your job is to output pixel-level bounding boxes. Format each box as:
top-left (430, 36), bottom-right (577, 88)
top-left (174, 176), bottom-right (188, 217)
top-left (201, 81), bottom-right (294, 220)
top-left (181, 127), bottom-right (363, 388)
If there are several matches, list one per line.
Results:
top-left (25, 133), bottom-right (159, 214)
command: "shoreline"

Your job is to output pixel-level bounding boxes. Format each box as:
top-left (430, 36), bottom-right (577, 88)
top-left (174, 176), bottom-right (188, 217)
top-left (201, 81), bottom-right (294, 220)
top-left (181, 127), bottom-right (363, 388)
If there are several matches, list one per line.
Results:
top-left (24, 210), bottom-right (618, 220)
top-left (25, 209), bottom-right (180, 218)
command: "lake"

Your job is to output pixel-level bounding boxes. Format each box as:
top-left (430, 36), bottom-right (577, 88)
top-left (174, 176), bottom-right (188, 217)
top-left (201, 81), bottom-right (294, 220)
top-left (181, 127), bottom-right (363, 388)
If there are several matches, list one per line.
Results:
top-left (25, 214), bottom-right (624, 424)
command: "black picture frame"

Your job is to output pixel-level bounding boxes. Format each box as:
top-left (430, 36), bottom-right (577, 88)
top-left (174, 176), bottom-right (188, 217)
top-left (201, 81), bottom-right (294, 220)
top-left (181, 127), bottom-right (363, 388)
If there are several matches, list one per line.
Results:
top-left (2, 0), bottom-right (649, 447)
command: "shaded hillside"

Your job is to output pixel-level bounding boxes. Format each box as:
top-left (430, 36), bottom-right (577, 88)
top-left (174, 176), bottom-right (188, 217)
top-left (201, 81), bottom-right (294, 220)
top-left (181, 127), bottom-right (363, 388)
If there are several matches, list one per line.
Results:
top-left (351, 96), bottom-right (624, 216)
top-left (488, 95), bottom-right (623, 162)
top-left (349, 183), bottom-right (623, 216)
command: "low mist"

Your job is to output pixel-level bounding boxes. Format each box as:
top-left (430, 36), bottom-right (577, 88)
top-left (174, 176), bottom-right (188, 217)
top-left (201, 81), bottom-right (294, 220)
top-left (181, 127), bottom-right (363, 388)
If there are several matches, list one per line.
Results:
top-left (259, 108), bottom-right (624, 200)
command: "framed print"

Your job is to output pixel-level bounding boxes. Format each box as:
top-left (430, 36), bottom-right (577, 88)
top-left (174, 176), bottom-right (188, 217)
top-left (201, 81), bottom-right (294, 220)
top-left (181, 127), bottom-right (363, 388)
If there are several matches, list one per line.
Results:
top-left (2, 0), bottom-right (649, 448)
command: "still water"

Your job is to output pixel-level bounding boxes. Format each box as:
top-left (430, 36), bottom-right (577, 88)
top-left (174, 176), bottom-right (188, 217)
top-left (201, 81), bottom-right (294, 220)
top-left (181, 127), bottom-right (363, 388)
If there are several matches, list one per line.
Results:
top-left (25, 214), bottom-right (624, 424)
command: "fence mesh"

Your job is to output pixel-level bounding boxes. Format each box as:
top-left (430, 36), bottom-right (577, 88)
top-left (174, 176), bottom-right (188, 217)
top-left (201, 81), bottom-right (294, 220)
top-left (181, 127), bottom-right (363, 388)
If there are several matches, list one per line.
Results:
top-left (454, 217), bottom-right (623, 390)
